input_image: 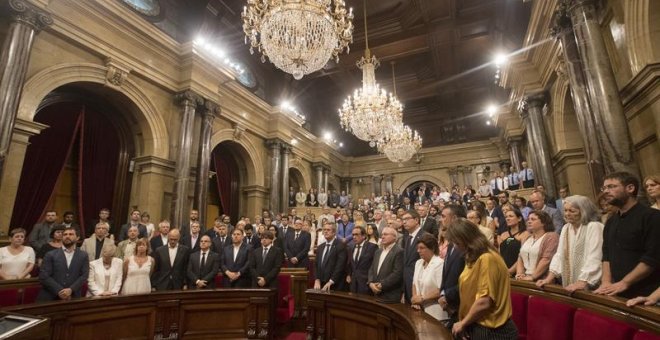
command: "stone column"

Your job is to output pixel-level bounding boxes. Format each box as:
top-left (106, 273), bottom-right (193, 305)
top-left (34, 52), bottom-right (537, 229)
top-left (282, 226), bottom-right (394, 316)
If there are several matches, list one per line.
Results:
top-left (519, 93), bottom-right (557, 199)
top-left (171, 91), bottom-right (203, 228)
top-left (341, 178), bottom-right (351, 194)
top-left (322, 167), bottom-right (329, 193)
top-left (313, 163), bottom-right (324, 191)
top-left (280, 143), bottom-right (291, 213)
top-left (448, 168), bottom-right (459, 187)
top-left (552, 7), bottom-right (605, 195)
top-left (0, 1), bottom-right (52, 190)
top-left (566, 0), bottom-right (639, 176)
top-left (507, 136), bottom-right (523, 172)
top-left (464, 166), bottom-right (474, 187)
top-left (372, 175), bottom-right (383, 196)
top-left (266, 139), bottom-right (282, 213)
top-left (193, 100), bottom-right (219, 227)
top-left (383, 174), bottom-right (393, 194)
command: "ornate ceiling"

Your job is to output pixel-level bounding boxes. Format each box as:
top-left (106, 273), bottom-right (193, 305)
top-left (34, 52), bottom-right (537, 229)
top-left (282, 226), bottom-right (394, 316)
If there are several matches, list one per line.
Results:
top-left (156, 0), bottom-right (531, 156)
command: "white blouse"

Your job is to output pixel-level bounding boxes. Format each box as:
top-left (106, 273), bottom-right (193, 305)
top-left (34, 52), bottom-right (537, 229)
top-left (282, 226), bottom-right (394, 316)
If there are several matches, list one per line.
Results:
top-left (549, 221), bottom-right (604, 286)
top-left (0, 246), bottom-right (35, 278)
top-left (520, 233), bottom-right (547, 276)
top-left (413, 256), bottom-right (448, 321)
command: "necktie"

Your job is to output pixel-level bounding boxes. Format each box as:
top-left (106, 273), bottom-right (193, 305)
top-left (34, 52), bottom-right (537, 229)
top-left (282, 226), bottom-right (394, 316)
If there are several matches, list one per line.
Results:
top-left (200, 252), bottom-right (206, 268)
top-left (322, 243), bottom-right (331, 264)
top-left (525, 169), bottom-right (529, 181)
top-left (221, 237), bottom-right (225, 244)
top-left (262, 247), bottom-right (268, 263)
top-left (295, 232), bottom-right (299, 240)
top-left (354, 244), bottom-right (361, 262)
top-left (421, 218), bottom-right (425, 226)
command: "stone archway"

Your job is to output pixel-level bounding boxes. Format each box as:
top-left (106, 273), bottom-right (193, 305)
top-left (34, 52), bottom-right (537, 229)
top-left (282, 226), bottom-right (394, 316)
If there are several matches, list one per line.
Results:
top-left (289, 167), bottom-right (305, 192)
top-left (397, 174), bottom-right (447, 193)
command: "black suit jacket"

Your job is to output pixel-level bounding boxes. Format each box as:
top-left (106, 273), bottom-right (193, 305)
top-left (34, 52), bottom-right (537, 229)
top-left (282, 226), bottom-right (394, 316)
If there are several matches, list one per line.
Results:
top-left (420, 217), bottom-right (439, 239)
top-left (315, 239), bottom-right (347, 290)
top-left (221, 243), bottom-right (251, 288)
top-left (150, 236), bottom-right (167, 253)
top-left (181, 233), bottom-right (202, 253)
top-left (244, 235), bottom-right (261, 250)
top-left (284, 230), bottom-right (311, 268)
top-left (402, 230), bottom-right (431, 303)
top-left (441, 244), bottom-right (466, 314)
top-left (368, 244), bottom-right (404, 303)
top-left (250, 246), bottom-right (284, 288)
top-left (37, 248), bottom-right (89, 301)
top-left (211, 235), bottom-right (230, 255)
top-left (151, 244), bottom-right (190, 290)
top-left (347, 241), bottom-right (377, 294)
top-left (186, 250), bottom-right (220, 289)
top-left (180, 222), bottom-right (206, 238)
top-left (119, 223), bottom-right (147, 242)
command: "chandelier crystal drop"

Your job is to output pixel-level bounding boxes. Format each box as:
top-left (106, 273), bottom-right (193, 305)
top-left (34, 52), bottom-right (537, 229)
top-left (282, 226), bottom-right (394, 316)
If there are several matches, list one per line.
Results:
top-left (242, 0), bottom-right (354, 80)
top-left (377, 123), bottom-right (422, 163)
top-left (338, 51), bottom-right (403, 147)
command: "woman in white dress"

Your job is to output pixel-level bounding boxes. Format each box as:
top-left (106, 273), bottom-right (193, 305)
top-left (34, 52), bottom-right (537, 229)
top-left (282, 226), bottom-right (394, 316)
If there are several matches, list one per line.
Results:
top-left (0, 228), bottom-right (35, 280)
top-left (536, 195), bottom-right (604, 293)
top-left (88, 244), bottom-right (123, 296)
top-left (411, 234), bottom-right (448, 321)
top-left (121, 238), bottom-right (154, 295)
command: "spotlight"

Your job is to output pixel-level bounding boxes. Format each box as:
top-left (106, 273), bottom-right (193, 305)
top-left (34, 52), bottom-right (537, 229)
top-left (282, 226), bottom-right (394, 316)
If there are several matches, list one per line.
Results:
top-left (494, 53), bottom-right (508, 66)
top-left (487, 105), bottom-right (497, 117)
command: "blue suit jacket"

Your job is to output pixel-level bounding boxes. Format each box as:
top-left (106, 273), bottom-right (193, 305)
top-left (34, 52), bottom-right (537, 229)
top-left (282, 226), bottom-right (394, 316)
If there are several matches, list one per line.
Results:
top-left (336, 221), bottom-right (354, 243)
top-left (221, 243), bottom-right (251, 287)
top-left (38, 248), bottom-right (89, 301)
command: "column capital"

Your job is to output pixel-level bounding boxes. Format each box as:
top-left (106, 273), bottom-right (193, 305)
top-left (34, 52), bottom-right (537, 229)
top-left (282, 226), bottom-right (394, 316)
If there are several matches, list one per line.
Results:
top-left (550, 3), bottom-right (572, 39)
top-left (312, 162), bottom-right (325, 171)
top-left (518, 92), bottom-right (547, 118)
top-left (565, 0), bottom-right (597, 13)
top-left (6, 0), bottom-right (53, 31)
top-left (281, 143), bottom-right (292, 154)
top-left (175, 90), bottom-right (203, 108)
top-left (201, 99), bottom-right (221, 118)
top-left (506, 135), bottom-right (524, 145)
top-left (265, 138), bottom-right (283, 150)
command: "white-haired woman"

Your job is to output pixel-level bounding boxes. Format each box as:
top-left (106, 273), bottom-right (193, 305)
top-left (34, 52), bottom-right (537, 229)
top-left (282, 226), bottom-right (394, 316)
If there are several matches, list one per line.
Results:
top-left (536, 195), bottom-right (604, 292)
top-left (88, 243), bottom-right (123, 296)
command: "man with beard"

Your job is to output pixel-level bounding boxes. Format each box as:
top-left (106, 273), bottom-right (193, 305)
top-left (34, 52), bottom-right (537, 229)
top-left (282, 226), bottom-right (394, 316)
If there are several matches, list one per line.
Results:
top-left (38, 227), bottom-right (89, 301)
top-left (594, 172), bottom-right (660, 299)
top-left (29, 210), bottom-right (61, 250)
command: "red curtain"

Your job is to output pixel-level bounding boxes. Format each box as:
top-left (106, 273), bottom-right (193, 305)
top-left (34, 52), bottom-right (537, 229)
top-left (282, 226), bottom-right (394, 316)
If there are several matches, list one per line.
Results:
top-left (10, 103), bottom-right (83, 233)
top-left (212, 144), bottom-right (239, 222)
top-left (77, 108), bottom-right (120, 238)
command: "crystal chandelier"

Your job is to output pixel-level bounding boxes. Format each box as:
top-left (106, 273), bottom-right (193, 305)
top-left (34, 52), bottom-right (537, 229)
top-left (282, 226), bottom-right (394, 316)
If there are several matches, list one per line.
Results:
top-left (338, 0), bottom-right (403, 147)
top-left (242, 0), bottom-right (354, 80)
top-left (377, 122), bottom-right (422, 163)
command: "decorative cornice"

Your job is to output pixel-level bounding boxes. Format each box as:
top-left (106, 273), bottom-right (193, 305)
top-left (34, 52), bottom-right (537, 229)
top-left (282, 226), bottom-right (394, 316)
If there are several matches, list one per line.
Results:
top-left (175, 90), bottom-right (203, 108)
top-left (104, 57), bottom-right (131, 88)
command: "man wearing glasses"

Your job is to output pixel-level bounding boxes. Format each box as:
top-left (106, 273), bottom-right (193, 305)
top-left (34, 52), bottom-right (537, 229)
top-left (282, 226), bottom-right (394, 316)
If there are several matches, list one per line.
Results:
top-left (594, 172), bottom-right (660, 299)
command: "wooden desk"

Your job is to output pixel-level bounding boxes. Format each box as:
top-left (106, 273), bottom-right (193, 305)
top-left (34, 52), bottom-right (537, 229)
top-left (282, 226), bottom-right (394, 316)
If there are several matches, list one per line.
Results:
top-left (305, 290), bottom-right (451, 340)
top-left (2, 289), bottom-right (277, 340)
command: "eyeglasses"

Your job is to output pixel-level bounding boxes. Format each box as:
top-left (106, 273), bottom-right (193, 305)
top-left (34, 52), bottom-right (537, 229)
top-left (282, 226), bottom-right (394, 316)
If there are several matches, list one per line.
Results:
top-left (601, 184), bottom-right (621, 192)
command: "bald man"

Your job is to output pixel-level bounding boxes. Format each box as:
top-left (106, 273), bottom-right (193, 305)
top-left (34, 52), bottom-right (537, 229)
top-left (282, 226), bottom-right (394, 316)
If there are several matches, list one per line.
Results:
top-left (151, 228), bottom-right (190, 291)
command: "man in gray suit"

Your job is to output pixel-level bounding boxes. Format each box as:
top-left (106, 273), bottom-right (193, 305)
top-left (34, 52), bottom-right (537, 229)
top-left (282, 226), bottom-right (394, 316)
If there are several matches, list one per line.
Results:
top-left (530, 190), bottom-right (565, 234)
top-left (368, 227), bottom-right (404, 303)
top-left (37, 227), bottom-right (89, 301)
top-left (28, 210), bottom-right (61, 250)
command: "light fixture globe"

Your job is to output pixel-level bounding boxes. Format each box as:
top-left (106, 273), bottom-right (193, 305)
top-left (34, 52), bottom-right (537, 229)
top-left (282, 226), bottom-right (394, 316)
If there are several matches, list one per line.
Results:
top-left (242, 0), bottom-right (354, 80)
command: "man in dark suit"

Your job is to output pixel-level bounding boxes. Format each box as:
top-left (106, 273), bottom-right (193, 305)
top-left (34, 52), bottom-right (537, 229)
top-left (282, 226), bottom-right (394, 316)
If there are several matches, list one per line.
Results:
top-left (181, 209), bottom-right (205, 236)
top-left (29, 210), bottom-right (61, 250)
top-left (119, 209), bottom-right (147, 241)
top-left (181, 221), bottom-right (202, 253)
top-left (438, 205), bottom-right (467, 328)
top-left (368, 227), bottom-right (404, 303)
top-left (417, 204), bottom-right (439, 239)
top-left (86, 208), bottom-right (113, 241)
top-left (37, 227), bottom-right (89, 301)
top-left (221, 228), bottom-right (252, 288)
top-left (151, 229), bottom-right (190, 291)
top-left (346, 225), bottom-right (377, 294)
top-left (402, 209), bottom-right (431, 304)
top-left (211, 223), bottom-right (230, 254)
top-left (150, 220), bottom-right (170, 253)
top-left (186, 235), bottom-right (220, 289)
top-left (243, 224), bottom-right (260, 249)
top-left (314, 221), bottom-right (347, 292)
top-left (61, 211), bottom-right (81, 239)
top-left (284, 218), bottom-right (311, 268)
top-left (249, 230), bottom-right (284, 288)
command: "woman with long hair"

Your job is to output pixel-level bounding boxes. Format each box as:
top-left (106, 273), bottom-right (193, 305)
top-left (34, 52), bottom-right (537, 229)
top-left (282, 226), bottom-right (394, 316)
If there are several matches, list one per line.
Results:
top-left (446, 219), bottom-right (517, 339)
top-left (497, 208), bottom-right (529, 275)
top-left (366, 223), bottom-right (379, 245)
top-left (536, 195), bottom-right (603, 293)
top-left (515, 210), bottom-right (559, 282)
top-left (121, 238), bottom-right (154, 295)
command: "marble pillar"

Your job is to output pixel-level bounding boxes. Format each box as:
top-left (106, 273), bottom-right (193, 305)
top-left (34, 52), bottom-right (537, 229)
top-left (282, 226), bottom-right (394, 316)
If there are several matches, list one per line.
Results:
top-left (520, 93), bottom-right (557, 199)
top-left (383, 174), bottom-right (393, 194)
top-left (322, 167), bottom-right (329, 193)
top-left (507, 137), bottom-right (523, 172)
top-left (567, 0), bottom-right (639, 176)
top-left (0, 1), bottom-right (52, 190)
top-left (372, 175), bottom-right (383, 196)
top-left (193, 100), bottom-right (219, 227)
top-left (314, 164), bottom-right (323, 190)
top-left (280, 143), bottom-right (291, 214)
top-left (266, 139), bottom-right (282, 213)
top-left (171, 91), bottom-right (202, 228)
top-left (553, 6), bottom-right (605, 195)
top-left (448, 168), bottom-right (459, 187)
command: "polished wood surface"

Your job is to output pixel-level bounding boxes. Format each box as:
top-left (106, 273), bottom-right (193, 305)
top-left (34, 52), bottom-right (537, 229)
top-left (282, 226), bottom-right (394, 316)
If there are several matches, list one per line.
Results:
top-left (306, 289), bottom-right (452, 340)
top-left (2, 289), bottom-right (277, 340)
top-left (511, 280), bottom-right (660, 334)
